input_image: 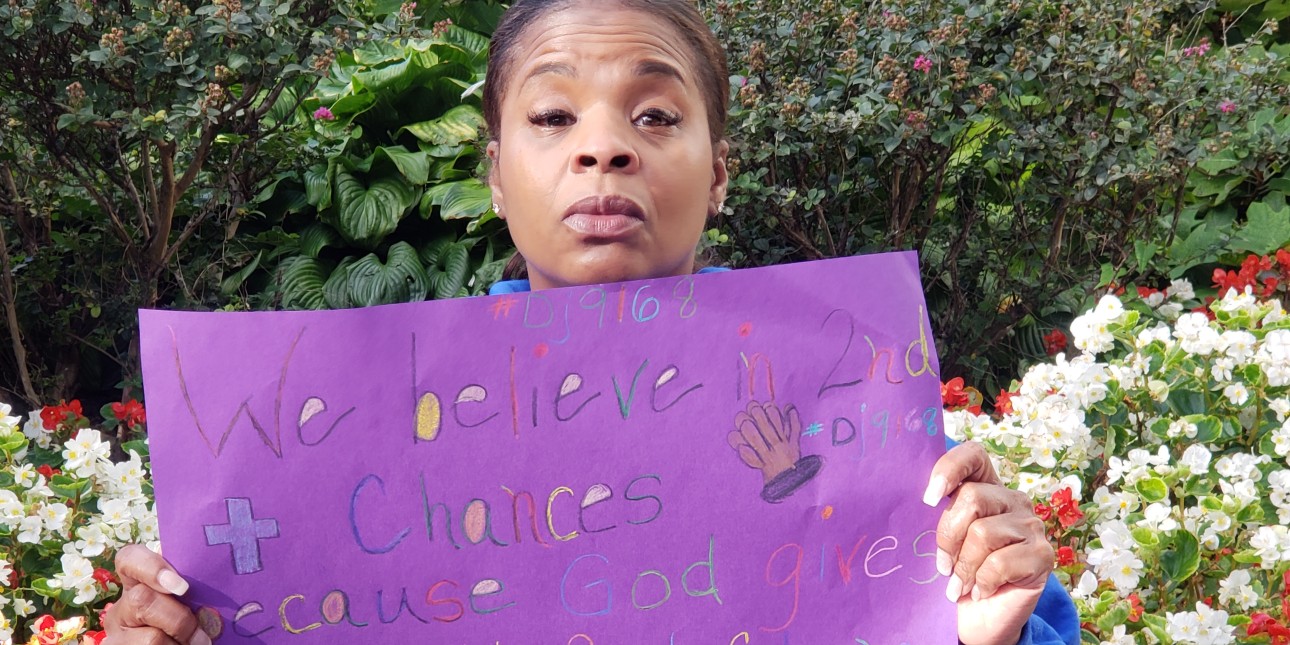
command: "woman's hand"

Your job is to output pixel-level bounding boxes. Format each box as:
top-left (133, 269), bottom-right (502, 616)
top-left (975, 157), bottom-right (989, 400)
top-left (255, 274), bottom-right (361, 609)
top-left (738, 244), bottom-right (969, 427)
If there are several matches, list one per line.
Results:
top-left (104, 545), bottom-right (210, 645)
top-left (925, 442), bottom-right (1054, 645)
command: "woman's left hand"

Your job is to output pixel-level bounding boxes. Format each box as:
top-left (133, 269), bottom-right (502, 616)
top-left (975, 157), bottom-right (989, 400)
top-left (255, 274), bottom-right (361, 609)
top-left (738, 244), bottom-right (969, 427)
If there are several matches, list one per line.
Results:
top-left (926, 442), bottom-right (1054, 645)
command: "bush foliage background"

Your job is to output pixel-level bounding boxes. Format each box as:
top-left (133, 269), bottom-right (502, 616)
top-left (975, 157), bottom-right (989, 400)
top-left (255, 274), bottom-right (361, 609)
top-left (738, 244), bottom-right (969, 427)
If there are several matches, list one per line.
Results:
top-left (0, 0), bottom-right (1288, 410)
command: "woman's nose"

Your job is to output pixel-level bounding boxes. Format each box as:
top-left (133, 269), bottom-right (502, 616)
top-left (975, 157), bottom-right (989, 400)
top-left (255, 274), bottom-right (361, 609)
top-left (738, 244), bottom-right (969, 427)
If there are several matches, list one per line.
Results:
top-left (569, 112), bottom-right (640, 174)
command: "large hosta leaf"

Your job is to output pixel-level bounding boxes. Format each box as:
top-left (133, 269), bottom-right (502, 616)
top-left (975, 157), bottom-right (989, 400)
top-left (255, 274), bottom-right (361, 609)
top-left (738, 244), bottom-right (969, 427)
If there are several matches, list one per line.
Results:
top-left (298, 223), bottom-right (339, 259)
top-left (304, 164), bottom-right (333, 210)
top-left (426, 241), bottom-right (470, 300)
top-left (420, 177), bottom-right (492, 220)
top-left (331, 170), bottom-right (417, 248)
top-left (323, 257), bottom-right (356, 309)
top-left (279, 256), bottom-right (330, 310)
top-left (346, 242), bottom-right (429, 306)
top-left (400, 104), bottom-right (484, 146)
top-left (374, 146), bottom-right (431, 185)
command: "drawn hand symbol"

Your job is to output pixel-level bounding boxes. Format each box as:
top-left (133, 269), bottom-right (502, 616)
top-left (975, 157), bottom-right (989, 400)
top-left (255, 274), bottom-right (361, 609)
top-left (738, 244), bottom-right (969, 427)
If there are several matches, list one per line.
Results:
top-left (727, 401), bottom-right (822, 503)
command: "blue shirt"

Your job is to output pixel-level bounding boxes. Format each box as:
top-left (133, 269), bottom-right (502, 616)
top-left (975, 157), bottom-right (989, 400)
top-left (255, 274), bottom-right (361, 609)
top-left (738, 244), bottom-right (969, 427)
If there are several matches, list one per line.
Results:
top-left (489, 269), bottom-right (1079, 645)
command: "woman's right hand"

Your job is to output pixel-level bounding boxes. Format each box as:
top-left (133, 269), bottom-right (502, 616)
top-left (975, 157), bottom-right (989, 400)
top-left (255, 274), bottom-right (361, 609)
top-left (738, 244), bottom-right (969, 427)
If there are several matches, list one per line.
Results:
top-left (104, 545), bottom-right (211, 645)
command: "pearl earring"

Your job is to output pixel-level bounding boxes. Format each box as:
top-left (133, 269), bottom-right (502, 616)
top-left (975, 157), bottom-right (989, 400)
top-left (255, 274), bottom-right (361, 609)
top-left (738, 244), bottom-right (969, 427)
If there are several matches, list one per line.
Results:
top-left (492, 203), bottom-right (501, 213)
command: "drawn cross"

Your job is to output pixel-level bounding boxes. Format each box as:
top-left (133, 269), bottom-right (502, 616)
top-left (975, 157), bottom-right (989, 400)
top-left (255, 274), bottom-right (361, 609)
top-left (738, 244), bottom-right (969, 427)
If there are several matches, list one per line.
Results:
top-left (204, 498), bottom-right (280, 575)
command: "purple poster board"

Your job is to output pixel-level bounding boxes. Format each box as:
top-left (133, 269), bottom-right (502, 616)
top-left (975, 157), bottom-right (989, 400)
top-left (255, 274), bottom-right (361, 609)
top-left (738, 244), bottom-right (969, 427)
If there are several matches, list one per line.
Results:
top-left (139, 253), bottom-right (956, 643)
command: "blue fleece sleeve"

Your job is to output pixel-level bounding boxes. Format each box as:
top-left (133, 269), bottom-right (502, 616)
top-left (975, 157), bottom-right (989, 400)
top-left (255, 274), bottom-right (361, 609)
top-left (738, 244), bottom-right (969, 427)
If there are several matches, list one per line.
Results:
top-left (1010, 573), bottom-right (1080, 645)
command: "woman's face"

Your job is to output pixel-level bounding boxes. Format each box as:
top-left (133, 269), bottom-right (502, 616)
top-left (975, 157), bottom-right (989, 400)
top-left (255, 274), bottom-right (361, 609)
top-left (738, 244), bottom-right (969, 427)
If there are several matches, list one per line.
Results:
top-left (487, 5), bottom-right (728, 290)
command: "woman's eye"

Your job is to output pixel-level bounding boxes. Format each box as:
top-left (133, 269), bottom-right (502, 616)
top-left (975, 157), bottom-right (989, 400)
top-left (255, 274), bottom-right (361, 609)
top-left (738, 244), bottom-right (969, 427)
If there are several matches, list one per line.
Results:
top-left (635, 108), bottom-right (680, 127)
top-left (528, 110), bottom-right (574, 128)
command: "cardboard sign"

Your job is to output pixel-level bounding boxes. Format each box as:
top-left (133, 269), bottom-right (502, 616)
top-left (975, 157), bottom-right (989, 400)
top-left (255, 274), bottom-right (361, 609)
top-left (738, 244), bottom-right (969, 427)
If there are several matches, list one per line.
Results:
top-left (139, 253), bottom-right (956, 643)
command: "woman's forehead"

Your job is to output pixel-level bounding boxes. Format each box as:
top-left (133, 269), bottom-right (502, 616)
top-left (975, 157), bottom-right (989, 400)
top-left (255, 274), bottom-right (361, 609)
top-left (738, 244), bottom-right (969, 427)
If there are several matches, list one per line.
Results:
top-left (510, 7), bottom-right (699, 89)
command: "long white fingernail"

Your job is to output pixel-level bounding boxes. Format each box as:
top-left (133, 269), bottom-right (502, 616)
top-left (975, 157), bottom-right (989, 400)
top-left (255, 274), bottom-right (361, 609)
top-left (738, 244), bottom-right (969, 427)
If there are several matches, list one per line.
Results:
top-left (936, 549), bottom-right (952, 577)
top-left (971, 583), bottom-right (983, 602)
top-left (191, 629), bottom-right (213, 645)
top-left (158, 569), bottom-right (189, 596)
top-left (945, 575), bottom-right (963, 602)
top-left (923, 475), bottom-right (947, 507)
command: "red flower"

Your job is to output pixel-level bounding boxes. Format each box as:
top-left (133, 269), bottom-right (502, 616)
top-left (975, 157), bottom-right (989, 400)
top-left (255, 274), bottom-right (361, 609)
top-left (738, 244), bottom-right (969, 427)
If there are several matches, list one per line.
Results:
top-left (1055, 546), bottom-right (1076, 567)
top-left (1033, 501), bottom-right (1052, 521)
top-left (1042, 329), bottom-right (1067, 356)
top-left (36, 464), bottom-right (59, 479)
top-left (33, 614), bottom-right (60, 645)
top-left (1276, 248), bottom-right (1290, 273)
top-left (39, 400), bottom-right (83, 430)
top-left (110, 399), bottom-right (146, 427)
top-left (995, 389), bottom-right (1017, 416)
top-left (1127, 593), bottom-right (1144, 623)
top-left (84, 631), bottom-right (107, 645)
top-left (941, 377), bottom-right (970, 409)
top-left (92, 567), bottom-right (119, 589)
top-left (1049, 487), bottom-right (1085, 528)
top-left (1249, 612), bottom-right (1290, 644)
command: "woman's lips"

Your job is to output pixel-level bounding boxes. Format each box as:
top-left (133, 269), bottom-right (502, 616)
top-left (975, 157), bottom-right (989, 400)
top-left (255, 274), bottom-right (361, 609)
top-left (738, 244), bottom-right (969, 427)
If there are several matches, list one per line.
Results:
top-left (561, 195), bottom-right (646, 239)
top-left (563, 213), bottom-right (644, 237)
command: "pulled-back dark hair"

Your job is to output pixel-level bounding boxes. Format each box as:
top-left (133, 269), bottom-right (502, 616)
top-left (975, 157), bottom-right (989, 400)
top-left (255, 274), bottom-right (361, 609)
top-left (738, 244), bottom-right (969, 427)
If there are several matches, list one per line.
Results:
top-left (482, 0), bottom-right (731, 145)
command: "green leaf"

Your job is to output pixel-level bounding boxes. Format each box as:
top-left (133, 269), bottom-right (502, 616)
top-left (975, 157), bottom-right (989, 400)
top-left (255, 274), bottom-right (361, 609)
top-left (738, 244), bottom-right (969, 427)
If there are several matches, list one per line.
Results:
top-left (400, 104), bottom-right (485, 146)
top-left (426, 242), bottom-right (470, 300)
top-left (345, 242), bottom-right (429, 306)
top-left (1184, 414), bottom-right (1221, 443)
top-left (1189, 174), bottom-right (1243, 206)
top-left (304, 164), bottom-right (333, 210)
top-left (0, 433), bottom-right (27, 457)
top-left (352, 39), bottom-right (404, 66)
top-left (1131, 526), bottom-right (1160, 546)
top-left (299, 223), bottom-right (339, 259)
top-left (1232, 196), bottom-right (1290, 254)
top-left (323, 257), bottom-right (355, 309)
top-left (1135, 477), bottom-right (1168, 503)
top-left (31, 577), bottom-right (62, 599)
top-left (331, 170), bottom-right (417, 248)
top-left (50, 474), bottom-right (90, 498)
top-left (1096, 601), bottom-right (1131, 634)
top-left (375, 146), bottom-right (431, 185)
top-left (1160, 530), bottom-right (1201, 583)
top-left (1195, 150), bottom-right (1241, 175)
top-left (421, 177), bottom-right (492, 220)
top-left (122, 439), bottom-right (149, 458)
top-left (220, 251), bottom-right (262, 297)
top-left (279, 256), bottom-right (330, 310)
top-left (353, 59), bottom-right (414, 93)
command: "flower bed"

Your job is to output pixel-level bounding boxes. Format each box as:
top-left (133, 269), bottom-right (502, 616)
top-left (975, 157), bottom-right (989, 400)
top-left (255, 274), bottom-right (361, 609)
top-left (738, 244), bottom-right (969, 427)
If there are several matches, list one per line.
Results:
top-left (947, 280), bottom-right (1290, 644)
top-left (0, 402), bottom-right (155, 645)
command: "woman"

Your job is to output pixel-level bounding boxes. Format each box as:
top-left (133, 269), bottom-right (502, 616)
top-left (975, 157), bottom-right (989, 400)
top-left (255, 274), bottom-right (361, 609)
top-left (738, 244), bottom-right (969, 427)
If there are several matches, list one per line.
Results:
top-left (106, 2), bottom-right (1078, 643)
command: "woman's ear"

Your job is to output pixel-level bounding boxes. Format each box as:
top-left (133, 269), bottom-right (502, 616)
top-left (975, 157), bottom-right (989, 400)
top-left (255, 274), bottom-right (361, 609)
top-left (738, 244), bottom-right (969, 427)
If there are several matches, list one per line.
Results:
top-left (486, 140), bottom-right (505, 219)
top-left (709, 140), bottom-right (730, 216)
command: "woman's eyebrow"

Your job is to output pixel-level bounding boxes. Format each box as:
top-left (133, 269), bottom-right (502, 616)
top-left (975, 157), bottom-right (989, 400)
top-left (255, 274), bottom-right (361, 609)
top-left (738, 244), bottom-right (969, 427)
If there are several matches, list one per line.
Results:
top-left (634, 59), bottom-right (685, 84)
top-left (522, 61), bottom-right (577, 86)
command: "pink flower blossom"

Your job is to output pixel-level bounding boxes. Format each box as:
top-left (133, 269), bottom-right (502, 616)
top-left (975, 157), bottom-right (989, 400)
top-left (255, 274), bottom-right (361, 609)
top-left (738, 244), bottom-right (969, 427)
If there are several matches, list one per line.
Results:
top-left (913, 55), bottom-right (933, 73)
top-left (1182, 40), bottom-right (1211, 57)
top-left (313, 106), bottom-right (335, 121)
top-left (1219, 100), bottom-right (1236, 114)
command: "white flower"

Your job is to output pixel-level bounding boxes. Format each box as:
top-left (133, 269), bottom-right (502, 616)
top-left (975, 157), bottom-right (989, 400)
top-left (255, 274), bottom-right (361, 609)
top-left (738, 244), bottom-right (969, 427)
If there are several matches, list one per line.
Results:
top-left (1168, 278), bottom-right (1196, 301)
top-left (37, 500), bottom-right (70, 534)
top-left (0, 489), bottom-right (22, 527)
top-left (1071, 311), bottom-right (1115, 354)
top-left (16, 515), bottom-right (43, 543)
top-left (1094, 486), bottom-right (1139, 519)
top-left (1138, 502), bottom-right (1179, 532)
top-left (12, 597), bottom-right (35, 617)
top-left (1094, 294), bottom-right (1127, 321)
top-left (1250, 525), bottom-right (1290, 568)
top-left (1072, 570), bottom-right (1099, 599)
top-left (51, 553), bottom-right (98, 605)
top-left (1167, 418), bottom-right (1198, 439)
top-left (1222, 382), bottom-right (1249, 406)
top-left (61, 428), bottom-right (111, 478)
top-left (21, 413), bottom-right (52, 448)
top-left (1016, 471), bottom-right (1044, 493)
top-left (0, 558), bottom-right (11, 588)
top-left (1218, 330), bottom-right (1257, 363)
top-left (0, 402), bottom-right (19, 433)
top-left (1167, 609), bottom-right (1203, 643)
top-left (1180, 444), bottom-right (1212, 475)
top-left (73, 523), bottom-right (110, 557)
top-left (1215, 286), bottom-right (1258, 315)
top-left (1086, 520), bottom-right (1144, 593)
top-left (1193, 602), bottom-right (1235, 644)
top-left (1217, 569), bottom-right (1258, 611)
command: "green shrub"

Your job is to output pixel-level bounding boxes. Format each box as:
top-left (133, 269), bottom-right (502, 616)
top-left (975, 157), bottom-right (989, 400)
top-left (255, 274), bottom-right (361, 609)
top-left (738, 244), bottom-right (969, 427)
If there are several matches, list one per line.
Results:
top-left (703, 0), bottom-right (1290, 394)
